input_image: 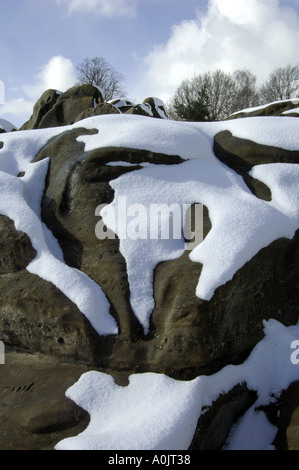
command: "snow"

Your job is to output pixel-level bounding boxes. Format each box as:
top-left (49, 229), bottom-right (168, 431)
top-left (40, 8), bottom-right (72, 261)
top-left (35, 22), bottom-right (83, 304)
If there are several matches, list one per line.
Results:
top-left (223, 406), bottom-right (277, 451)
top-left (81, 115), bottom-right (299, 333)
top-left (55, 319), bottom-right (299, 450)
top-left (0, 107), bottom-right (299, 450)
top-left (283, 107), bottom-right (299, 115)
top-left (0, 117), bottom-right (17, 132)
top-left (0, 126), bottom-right (118, 336)
top-left (229, 98), bottom-right (299, 116)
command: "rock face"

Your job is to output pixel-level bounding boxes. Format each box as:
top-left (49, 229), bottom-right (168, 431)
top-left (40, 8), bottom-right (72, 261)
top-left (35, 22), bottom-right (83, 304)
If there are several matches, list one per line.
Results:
top-left (274, 381), bottom-right (299, 450)
top-left (0, 125), bottom-right (295, 376)
top-left (0, 87), bottom-right (298, 449)
top-left (20, 86), bottom-right (168, 130)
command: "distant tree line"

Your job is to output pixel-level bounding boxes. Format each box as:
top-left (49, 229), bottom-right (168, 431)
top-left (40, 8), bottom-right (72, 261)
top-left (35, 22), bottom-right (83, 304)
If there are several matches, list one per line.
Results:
top-left (166, 63), bottom-right (299, 121)
top-left (75, 58), bottom-right (299, 121)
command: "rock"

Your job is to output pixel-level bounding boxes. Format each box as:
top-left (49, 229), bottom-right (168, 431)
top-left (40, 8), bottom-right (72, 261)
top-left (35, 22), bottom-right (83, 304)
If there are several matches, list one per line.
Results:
top-left (0, 126), bottom-right (290, 377)
top-left (109, 99), bottom-right (135, 114)
top-left (1, 96), bottom-right (299, 450)
top-left (274, 381), bottom-right (299, 450)
top-left (21, 85), bottom-right (104, 130)
top-left (0, 268), bottom-right (115, 364)
top-left (20, 86), bottom-right (168, 131)
top-left (74, 102), bottom-right (120, 123)
top-left (228, 99), bottom-right (299, 119)
top-left (20, 89), bottom-right (61, 130)
top-left (190, 383), bottom-right (257, 450)
top-left (214, 130), bottom-right (299, 175)
top-left (0, 351), bottom-right (91, 450)
top-left (124, 97), bottom-right (168, 119)
top-left (142, 97), bottom-right (169, 119)
top-left (0, 215), bottom-right (37, 273)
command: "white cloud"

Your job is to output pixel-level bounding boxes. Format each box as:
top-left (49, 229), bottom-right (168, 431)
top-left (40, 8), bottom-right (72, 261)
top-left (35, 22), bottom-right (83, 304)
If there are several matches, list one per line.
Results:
top-left (23, 55), bottom-right (77, 101)
top-left (0, 56), bottom-right (77, 127)
top-left (56, 0), bottom-right (138, 17)
top-left (0, 98), bottom-right (33, 116)
top-left (138, 0), bottom-right (299, 102)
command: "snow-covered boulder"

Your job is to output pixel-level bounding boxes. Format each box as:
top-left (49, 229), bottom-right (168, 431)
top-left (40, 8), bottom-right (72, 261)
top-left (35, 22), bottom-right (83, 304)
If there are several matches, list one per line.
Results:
top-left (228, 98), bottom-right (299, 119)
top-left (20, 85), bottom-right (168, 131)
top-left (0, 118), bottom-right (17, 133)
top-left (0, 105), bottom-right (298, 450)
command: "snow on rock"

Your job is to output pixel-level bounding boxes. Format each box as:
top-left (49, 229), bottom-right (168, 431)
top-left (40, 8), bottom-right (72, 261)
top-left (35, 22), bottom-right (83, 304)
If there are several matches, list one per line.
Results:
top-left (223, 406), bottom-right (277, 451)
top-left (77, 114), bottom-right (299, 333)
top-left (55, 318), bottom-right (299, 450)
top-left (1, 110), bottom-right (299, 449)
top-left (0, 117), bottom-right (18, 132)
top-left (0, 126), bottom-right (118, 336)
top-left (1, 114), bottom-right (299, 335)
top-left (229, 98), bottom-right (299, 118)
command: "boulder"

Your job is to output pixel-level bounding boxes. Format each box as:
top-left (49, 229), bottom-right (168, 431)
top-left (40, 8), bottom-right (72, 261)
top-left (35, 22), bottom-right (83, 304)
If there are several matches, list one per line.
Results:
top-left (20, 86), bottom-right (168, 131)
top-left (214, 130), bottom-right (299, 175)
top-left (1, 127), bottom-right (295, 376)
top-left (0, 215), bottom-right (37, 273)
top-left (274, 381), bottom-right (299, 450)
top-left (21, 85), bottom-right (104, 130)
top-left (74, 102), bottom-right (120, 122)
top-left (124, 97), bottom-right (168, 119)
top-left (1, 95), bottom-right (298, 450)
top-left (20, 89), bottom-right (61, 130)
top-left (0, 351), bottom-right (91, 450)
top-left (228, 98), bottom-right (299, 119)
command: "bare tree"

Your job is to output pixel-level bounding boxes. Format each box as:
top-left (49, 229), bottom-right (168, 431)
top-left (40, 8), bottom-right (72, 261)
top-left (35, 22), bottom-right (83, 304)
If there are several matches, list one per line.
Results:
top-left (167, 68), bottom-right (262, 121)
top-left (259, 63), bottom-right (299, 104)
top-left (167, 70), bottom-right (237, 121)
top-left (166, 77), bottom-right (210, 121)
top-left (76, 57), bottom-right (126, 101)
top-left (204, 70), bottom-right (236, 120)
top-left (231, 69), bottom-right (260, 113)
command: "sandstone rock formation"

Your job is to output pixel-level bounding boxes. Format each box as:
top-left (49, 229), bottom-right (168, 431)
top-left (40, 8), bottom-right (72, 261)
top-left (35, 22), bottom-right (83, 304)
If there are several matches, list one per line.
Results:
top-left (0, 87), bottom-right (298, 449)
top-left (20, 85), bottom-right (168, 131)
top-left (228, 98), bottom-right (299, 119)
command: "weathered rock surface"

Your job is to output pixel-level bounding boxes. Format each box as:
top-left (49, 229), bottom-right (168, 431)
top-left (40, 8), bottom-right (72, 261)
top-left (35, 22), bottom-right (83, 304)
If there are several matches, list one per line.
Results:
top-left (0, 89), bottom-right (298, 449)
top-left (228, 98), bottom-right (299, 119)
top-left (1, 125), bottom-right (298, 377)
top-left (0, 351), bottom-right (91, 450)
top-left (274, 381), bottom-right (299, 450)
top-left (20, 86), bottom-right (168, 131)
top-left (190, 383), bottom-right (257, 450)
top-left (20, 89), bottom-right (61, 130)
top-left (0, 215), bottom-right (37, 273)
top-left (21, 85), bottom-right (104, 130)
top-left (214, 129), bottom-right (299, 174)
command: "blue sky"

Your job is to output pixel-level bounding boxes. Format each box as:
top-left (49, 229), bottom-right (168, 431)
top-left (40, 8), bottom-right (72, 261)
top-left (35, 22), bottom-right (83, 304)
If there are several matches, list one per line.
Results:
top-left (1, 0), bottom-right (299, 127)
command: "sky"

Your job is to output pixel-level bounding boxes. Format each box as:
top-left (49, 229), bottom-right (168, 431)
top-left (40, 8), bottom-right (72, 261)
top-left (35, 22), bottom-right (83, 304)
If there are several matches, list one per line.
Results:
top-left (1, 0), bottom-right (299, 127)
